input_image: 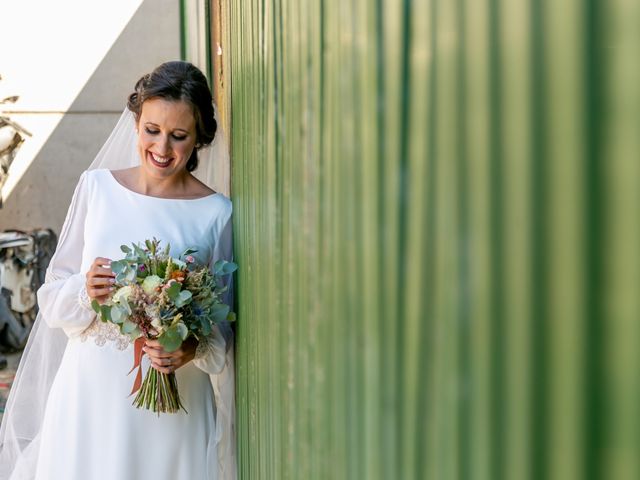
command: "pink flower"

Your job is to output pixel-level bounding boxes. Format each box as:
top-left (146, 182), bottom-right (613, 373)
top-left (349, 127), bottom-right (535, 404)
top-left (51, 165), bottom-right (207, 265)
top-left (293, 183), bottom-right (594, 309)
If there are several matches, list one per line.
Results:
top-left (185, 255), bottom-right (195, 264)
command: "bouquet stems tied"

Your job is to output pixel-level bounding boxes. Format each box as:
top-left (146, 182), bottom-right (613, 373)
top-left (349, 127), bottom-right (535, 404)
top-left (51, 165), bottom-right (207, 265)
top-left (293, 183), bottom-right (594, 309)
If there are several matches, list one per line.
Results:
top-left (134, 367), bottom-right (186, 414)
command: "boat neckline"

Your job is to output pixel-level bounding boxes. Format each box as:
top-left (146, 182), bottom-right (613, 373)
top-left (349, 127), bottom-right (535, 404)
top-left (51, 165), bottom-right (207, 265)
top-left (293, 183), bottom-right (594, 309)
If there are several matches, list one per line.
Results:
top-left (105, 169), bottom-right (220, 202)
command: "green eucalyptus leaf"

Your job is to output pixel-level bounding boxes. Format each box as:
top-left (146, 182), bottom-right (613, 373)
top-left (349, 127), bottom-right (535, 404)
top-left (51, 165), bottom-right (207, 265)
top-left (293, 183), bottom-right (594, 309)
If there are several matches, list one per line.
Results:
top-left (99, 304), bottom-right (112, 322)
top-left (120, 245), bottom-right (132, 254)
top-left (124, 268), bottom-right (137, 283)
top-left (181, 247), bottom-right (198, 257)
top-left (221, 262), bottom-right (238, 275)
top-left (211, 303), bottom-right (230, 322)
top-left (174, 290), bottom-right (192, 308)
top-left (166, 282), bottom-right (181, 302)
top-left (119, 298), bottom-right (131, 315)
top-left (91, 299), bottom-right (101, 314)
top-left (122, 319), bottom-right (138, 334)
top-left (111, 306), bottom-right (124, 324)
top-left (159, 327), bottom-right (182, 352)
top-left (213, 260), bottom-right (224, 275)
top-left (157, 263), bottom-right (166, 279)
top-left (110, 260), bottom-right (128, 275)
top-left (213, 260), bottom-right (238, 276)
top-left (176, 323), bottom-right (189, 340)
top-left (199, 318), bottom-right (212, 336)
top-left (133, 243), bottom-right (146, 258)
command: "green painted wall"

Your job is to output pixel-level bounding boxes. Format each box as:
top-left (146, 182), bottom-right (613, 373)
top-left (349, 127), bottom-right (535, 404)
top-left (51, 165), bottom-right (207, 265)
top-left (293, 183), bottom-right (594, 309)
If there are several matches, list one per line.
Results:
top-left (226, 0), bottom-right (640, 479)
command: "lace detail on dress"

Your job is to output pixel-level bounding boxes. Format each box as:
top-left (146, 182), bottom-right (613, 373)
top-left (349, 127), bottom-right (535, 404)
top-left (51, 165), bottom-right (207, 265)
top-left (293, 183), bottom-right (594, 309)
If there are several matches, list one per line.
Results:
top-left (80, 320), bottom-right (131, 350)
top-left (78, 285), bottom-right (93, 311)
top-left (194, 334), bottom-right (216, 360)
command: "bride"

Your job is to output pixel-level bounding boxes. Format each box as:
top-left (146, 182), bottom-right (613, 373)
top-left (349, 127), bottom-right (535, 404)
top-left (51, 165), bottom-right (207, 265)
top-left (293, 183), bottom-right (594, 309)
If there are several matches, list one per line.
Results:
top-left (0, 61), bottom-right (236, 480)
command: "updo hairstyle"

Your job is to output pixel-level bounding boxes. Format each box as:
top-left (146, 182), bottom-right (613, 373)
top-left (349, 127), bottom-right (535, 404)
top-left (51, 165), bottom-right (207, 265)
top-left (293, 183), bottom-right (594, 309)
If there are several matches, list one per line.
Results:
top-left (127, 61), bottom-right (217, 172)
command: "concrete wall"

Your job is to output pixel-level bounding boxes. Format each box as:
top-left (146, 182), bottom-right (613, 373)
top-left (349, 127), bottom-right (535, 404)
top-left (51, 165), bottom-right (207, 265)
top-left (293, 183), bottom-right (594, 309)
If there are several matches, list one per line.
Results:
top-left (0, 0), bottom-right (181, 234)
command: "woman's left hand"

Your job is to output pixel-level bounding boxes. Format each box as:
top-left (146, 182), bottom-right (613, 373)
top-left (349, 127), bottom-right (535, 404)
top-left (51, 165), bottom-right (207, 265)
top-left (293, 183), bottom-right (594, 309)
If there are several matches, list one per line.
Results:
top-left (143, 337), bottom-right (198, 374)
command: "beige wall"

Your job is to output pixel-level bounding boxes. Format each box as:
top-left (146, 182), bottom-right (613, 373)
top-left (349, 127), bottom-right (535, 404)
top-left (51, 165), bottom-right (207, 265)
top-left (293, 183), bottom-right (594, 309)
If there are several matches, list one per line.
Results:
top-left (0, 0), bottom-right (181, 233)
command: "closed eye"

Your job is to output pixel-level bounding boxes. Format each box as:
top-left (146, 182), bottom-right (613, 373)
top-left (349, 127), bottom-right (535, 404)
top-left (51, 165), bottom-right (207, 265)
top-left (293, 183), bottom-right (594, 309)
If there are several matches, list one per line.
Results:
top-left (144, 128), bottom-right (187, 141)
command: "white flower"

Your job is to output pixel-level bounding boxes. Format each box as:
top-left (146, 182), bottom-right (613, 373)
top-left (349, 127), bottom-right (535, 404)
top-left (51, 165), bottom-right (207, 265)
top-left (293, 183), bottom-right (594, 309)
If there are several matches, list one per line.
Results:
top-left (112, 285), bottom-right (133, 304)
top-left (144, 304), bottom-right (159, 324)
top-left (151, 315), bottom-right (162, 329)
top-left (142, 275), bottom-right (163, 295)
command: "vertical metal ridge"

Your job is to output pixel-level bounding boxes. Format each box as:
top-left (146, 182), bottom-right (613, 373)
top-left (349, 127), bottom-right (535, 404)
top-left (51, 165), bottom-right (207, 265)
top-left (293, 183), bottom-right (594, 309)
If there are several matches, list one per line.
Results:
top-left (488, 1), bottom-right (506, 479)
top-left (583, 0), bottom-right (605, 478)
top-left (416, 0), bottom-right (439, 477)
top-left (372, 0), bottom-right (396, 478)
top-left (455, 0), bottom-right (472, 478)
top-left (180, 0), bottom-right (187, 60)
top-left (395, 0), bottom-right (413, 476)
top-left (529, 0), bottom-right (549, 477)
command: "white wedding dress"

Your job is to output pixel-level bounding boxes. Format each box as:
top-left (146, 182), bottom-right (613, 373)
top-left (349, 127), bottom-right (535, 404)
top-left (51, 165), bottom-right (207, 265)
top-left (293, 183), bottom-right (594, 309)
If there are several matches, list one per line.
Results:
top-left (25, 168), bottom-right (233, 480)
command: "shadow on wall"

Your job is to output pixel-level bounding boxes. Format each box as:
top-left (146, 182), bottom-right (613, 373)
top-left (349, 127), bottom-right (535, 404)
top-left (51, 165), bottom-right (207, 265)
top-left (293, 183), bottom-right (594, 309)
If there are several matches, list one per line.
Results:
top-left (0, 0), bottom-right (179, 233)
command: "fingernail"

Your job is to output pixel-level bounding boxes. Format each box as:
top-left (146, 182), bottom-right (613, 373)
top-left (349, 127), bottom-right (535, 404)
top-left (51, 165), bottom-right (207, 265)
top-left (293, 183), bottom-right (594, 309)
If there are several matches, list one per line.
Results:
top-left (109, 278), bottom-right (115, 284)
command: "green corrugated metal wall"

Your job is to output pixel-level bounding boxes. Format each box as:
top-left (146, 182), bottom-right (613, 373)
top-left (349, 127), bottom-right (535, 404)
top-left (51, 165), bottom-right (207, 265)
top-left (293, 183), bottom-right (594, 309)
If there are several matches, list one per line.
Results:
top-left (225, 0), bottom-right (640, 479)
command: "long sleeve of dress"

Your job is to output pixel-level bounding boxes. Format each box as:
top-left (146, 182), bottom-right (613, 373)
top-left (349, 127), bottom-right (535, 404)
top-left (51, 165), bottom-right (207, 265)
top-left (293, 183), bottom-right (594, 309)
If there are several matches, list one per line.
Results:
top-left (191, 200), bottom-right (237, 480)
top-left (37, 171), bottom-right (95, 338)
top-left (192, 204), bottom-right (233, 375)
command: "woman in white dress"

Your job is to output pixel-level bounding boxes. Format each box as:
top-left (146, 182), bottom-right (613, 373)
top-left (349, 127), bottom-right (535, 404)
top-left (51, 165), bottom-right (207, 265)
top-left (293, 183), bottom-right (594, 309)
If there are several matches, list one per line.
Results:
top-left (0, 61), bottom-right (236, 480)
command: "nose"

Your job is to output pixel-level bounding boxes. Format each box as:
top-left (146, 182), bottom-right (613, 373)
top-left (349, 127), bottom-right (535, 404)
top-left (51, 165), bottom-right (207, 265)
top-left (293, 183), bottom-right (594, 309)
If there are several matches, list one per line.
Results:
top-left (156, 135), bottom-right (171, 155)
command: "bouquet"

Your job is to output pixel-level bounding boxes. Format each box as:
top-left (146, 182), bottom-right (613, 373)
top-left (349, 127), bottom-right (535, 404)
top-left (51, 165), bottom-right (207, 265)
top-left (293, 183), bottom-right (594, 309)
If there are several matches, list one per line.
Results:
top-left (91, 238), bottom-right (237, 414)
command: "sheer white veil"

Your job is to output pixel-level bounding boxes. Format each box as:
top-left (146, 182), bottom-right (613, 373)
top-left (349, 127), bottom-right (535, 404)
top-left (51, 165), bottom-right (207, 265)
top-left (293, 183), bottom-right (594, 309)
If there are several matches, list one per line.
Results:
top-left (0, 107), bottom-right (236, 480)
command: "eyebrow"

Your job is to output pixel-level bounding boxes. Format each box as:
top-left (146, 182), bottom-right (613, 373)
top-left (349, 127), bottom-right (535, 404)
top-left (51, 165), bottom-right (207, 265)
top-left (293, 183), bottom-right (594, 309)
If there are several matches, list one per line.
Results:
top-left (144, 122), bottom-right (190, 134)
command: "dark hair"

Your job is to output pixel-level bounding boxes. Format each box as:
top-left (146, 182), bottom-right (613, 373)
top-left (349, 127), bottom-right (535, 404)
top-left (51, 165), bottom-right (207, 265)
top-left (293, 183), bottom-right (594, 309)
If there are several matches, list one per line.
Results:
top-left (127, 61), bottom-right (216, 172)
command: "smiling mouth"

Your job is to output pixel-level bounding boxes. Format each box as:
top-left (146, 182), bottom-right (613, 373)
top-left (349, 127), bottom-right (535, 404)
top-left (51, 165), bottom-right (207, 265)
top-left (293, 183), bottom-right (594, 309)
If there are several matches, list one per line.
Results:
top-left (148, 152), bottom-right (174, 168)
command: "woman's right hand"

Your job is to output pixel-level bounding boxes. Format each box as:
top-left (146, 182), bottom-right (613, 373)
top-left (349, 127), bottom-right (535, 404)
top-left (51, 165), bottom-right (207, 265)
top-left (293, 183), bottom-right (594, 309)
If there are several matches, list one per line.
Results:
top-left (86, 257), bottom-right (116, 304)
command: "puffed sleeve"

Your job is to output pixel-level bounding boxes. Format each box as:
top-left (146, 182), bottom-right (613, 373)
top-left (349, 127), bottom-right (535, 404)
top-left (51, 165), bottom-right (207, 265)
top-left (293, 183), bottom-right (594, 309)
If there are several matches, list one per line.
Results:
top-left (192, 200), bottom-right (233, 375)
top-left (37, 171), bottom-right (96, 338)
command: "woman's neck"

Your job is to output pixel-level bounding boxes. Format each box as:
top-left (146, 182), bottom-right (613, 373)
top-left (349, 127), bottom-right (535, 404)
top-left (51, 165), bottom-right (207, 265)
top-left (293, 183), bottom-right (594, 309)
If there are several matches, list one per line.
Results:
top-left (132, 167), bottom-right (192, 198)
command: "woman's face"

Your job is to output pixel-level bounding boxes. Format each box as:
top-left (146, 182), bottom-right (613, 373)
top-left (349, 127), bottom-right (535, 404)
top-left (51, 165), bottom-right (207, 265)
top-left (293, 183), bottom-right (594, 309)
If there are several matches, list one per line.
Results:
top-left (136, 97), bottom-right (197, 180)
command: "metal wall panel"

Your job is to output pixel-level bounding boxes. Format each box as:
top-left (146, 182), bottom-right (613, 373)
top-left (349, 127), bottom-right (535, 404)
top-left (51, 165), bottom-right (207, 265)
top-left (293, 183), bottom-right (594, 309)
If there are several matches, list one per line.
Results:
top-left (224, 0), bottom-right (640, 478)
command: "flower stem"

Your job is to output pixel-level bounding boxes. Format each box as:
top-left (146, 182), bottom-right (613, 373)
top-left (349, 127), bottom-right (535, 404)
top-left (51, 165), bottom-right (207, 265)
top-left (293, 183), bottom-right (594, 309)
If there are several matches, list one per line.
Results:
top-left (132, 366), bottom-right (186, 414)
